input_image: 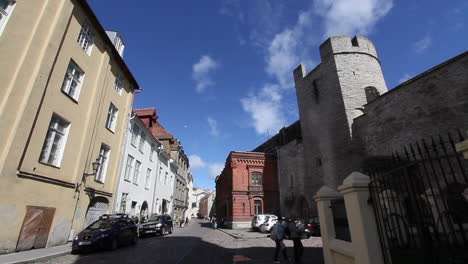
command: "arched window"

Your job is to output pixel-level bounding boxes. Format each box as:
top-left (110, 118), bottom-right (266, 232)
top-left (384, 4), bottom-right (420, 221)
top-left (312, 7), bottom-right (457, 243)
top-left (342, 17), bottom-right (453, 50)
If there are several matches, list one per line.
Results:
top-left (251, 171), bottom-right (262, 186)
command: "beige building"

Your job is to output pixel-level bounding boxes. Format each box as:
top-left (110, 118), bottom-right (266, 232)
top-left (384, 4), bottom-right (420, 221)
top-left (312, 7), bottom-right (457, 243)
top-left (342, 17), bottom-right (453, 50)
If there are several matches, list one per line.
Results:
top-left (0, 0), bottom-right (139, 253)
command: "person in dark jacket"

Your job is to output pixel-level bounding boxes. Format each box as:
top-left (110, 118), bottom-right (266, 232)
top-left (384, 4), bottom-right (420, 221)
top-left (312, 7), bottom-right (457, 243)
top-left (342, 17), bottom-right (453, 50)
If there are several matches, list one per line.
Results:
top-left (288, 218), bottom-right (304, 263)
top-left (271, 218), bottom-right (288, 263)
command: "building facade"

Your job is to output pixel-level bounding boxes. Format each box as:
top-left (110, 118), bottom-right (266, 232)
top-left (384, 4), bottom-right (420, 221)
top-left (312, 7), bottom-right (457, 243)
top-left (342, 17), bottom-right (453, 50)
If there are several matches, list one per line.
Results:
top-left (191, 187), bottom-right (212, 218)
top-left (134, 108), bottom-right (190, 220)
top-left (0, 0), bottom-right (139, 253)
top-left (133, 108), bottom-right (176, 217)
top-left (215, 152), bottom-right (280, 229)
top-left (113, 114), bottom-right (175, 221)
top-left (198, 192), bottom-right (216, 219)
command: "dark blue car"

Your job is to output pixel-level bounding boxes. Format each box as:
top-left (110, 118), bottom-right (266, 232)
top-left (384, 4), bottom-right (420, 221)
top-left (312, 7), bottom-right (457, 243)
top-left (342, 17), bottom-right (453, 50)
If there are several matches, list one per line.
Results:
top-left (72, 214), bottom-right (138, 254)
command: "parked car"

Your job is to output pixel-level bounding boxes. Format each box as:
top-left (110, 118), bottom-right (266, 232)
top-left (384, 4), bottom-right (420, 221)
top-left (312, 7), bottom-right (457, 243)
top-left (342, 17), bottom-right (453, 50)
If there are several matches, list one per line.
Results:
top-left (305, 216), bottom-right (321, 237)
top-left (259, 215), bottom-right (279, 233)
top-left (251, 214), bottom-right (277, 230)
top-left (139, 214), bottom-right (173, 237)
top-left (72, 214), bottom-right (137, 254)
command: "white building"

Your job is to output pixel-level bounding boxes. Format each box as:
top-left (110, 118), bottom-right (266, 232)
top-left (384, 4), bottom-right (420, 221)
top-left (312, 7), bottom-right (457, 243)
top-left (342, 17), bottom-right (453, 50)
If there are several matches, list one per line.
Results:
top-left (113, 113), bottom-right (175, 219)
top-left (191, 187), bottom-right (212, 217)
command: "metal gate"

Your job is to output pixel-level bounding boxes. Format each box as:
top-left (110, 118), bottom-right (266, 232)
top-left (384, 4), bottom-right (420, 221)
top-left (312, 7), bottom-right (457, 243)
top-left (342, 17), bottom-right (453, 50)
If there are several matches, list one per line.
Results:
top-left (367, 131), bottom-right (468, 264)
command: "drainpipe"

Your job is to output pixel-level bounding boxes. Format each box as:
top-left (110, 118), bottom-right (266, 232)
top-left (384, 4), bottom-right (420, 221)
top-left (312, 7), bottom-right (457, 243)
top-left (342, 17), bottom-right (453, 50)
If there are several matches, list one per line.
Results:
top-left (276, 146), bottom-right (283, 217)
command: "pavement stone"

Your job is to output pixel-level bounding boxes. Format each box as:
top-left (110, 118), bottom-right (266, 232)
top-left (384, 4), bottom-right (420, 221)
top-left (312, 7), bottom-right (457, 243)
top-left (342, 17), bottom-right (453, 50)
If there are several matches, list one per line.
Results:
top-left (0, 243), bottom-right (71, 264)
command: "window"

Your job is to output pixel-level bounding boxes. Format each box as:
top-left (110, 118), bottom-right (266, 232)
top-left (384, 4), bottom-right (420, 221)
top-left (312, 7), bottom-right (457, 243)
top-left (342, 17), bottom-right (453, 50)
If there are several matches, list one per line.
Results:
top-left (124, 155), bottom-right (134, 181)
top-left (0, 0), bottom-right (15, 36)
top-left (61, 61), bottom-right (84, 101)
top-left (138, 131), bottom-right (145, 152)
top-left (131, 124), bottom-right (139, 147)
top-left (164, 172), bottom-right (168, 184)
top-left (254, 200), bottom-right (263, 215)
top-left (133, 160), bottom-right (141, 185)
top-left (120, 193), bottom-right (128, 213)
top-left (145, 168), bottom-right (152, 189)
top-left (114, 73), bottom-right (123, 95)
top-left (95, 144), bottom-right (110, 183)
top-left (158, 167), bottom-right (163, 182)
top-left (105, 103), bottom-right (118, 132)
top-left (39, 114), bottom-right (70, 167)
top-left (149, 144), bottom-right (155, 161)
top-left (251, 171), bottom-right (262, 186)
top-left (77, 24), bottom-right (94, 54)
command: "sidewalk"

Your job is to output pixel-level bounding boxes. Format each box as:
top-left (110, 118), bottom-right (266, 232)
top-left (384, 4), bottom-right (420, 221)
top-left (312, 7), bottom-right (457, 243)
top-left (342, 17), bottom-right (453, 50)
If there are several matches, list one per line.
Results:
top-left (0, 243), bottom-right (71, 264)
top-left (218, 228), bottom-right (269, 239)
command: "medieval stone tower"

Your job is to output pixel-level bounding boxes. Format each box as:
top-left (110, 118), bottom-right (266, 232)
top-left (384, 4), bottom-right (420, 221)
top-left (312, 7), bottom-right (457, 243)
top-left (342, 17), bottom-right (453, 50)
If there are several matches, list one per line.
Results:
top-left (293, 35), bottom-right (388, 212)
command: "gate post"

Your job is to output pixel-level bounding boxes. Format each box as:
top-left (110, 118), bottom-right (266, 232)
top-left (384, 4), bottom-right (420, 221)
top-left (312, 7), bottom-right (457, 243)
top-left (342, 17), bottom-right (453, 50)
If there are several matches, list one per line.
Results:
top-left (314, 186), bottom-right (341, 264)
top-left (338, 172), bottom-right (384, 264)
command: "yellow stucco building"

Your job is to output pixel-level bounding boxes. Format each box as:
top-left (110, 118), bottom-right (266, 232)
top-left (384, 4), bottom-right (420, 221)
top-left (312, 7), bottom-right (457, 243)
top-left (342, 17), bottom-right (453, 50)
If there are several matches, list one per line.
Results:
top-left (0, 0), bottom-right (140, 253)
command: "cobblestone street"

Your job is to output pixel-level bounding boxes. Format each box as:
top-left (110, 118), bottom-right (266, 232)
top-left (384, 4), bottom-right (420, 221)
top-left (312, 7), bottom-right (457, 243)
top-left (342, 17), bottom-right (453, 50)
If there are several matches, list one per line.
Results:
top-left (37, 219), bottom-right (323, 264)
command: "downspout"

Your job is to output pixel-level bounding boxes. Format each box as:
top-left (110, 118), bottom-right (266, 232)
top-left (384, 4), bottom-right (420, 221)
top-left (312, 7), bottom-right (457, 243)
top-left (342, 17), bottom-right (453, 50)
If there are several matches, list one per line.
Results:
top-left (276, 146), bottom-right (283, 217)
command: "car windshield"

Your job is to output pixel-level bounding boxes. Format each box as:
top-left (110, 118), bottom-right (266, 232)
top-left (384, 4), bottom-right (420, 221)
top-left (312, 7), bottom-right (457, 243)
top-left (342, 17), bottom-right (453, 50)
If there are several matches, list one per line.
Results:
top-left (148, 215), bottom-right (161, 222)
top-left (88, 219), bottom-right (114, 230)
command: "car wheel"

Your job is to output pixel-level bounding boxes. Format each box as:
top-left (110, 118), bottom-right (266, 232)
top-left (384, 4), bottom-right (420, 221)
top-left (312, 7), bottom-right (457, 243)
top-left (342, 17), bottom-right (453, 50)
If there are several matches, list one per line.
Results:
top-left (110, 238), bottom-right (118, 251)
top-left (259, 224), bottom-right (266, 233)
top-left (71, 249), bottom-right (80, 255)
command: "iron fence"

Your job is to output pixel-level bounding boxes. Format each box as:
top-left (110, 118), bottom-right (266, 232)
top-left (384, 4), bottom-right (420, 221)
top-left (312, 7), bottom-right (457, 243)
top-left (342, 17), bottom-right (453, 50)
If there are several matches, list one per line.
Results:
top-left (366, 130), bottom-right (468, 264)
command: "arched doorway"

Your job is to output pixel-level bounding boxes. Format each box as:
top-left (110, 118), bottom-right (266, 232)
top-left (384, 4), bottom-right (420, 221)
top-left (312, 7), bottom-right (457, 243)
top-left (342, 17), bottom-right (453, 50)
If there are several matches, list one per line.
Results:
top-left (84, 196), bottom-right (109, 227)
top-left (140, 201), bottom-right (149, 220)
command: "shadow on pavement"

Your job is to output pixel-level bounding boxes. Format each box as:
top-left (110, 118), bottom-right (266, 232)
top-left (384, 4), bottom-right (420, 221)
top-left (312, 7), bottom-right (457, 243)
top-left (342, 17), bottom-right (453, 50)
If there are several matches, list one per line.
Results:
top-left (70, 235), bottom-right (324, 264)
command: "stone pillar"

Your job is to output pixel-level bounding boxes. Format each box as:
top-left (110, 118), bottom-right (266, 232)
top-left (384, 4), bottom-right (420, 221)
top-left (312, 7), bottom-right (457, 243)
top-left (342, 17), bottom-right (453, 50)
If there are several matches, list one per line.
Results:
top-left (338, 172), bottom-right (384, 264)
top-left (314, 186), bottom-right (341, 264)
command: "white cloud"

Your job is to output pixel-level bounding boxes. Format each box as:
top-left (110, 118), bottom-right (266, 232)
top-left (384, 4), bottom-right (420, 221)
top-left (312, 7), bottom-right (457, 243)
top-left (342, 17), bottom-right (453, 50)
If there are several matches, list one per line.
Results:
top-left (241, 83), bottom-right (285, 135)
top-left (398, 73), bottom-right (412, 83)
top-left (192, 55), bottom-right (219, 93)
top-left (413, 36), bottom-right (431, 54)
top-left (207, 117), bottom-right (220, 137)
top-left (188, 155), bottom-right (206, 170)
top-left (209, 163), bottom-right (225, 179)
top-left (314, 0), bottom-right (393, 37)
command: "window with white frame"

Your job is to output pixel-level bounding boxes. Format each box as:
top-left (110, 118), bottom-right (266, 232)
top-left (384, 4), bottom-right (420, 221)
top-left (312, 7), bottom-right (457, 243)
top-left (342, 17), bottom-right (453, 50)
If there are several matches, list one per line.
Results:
top-left (149, 144), bottom-right (155, 161)
top-left (133, 160), bottom-right (141, 185)
top-left (77, 24), bottom-right (94, 54)
top-left (95, 144), bottom-right (110, 183)
top-left (138, 131), bottom-right (145, 152)
top-left (0, 0), bottom-right (16, 36)
top-left (114, 73), bottom-right (123, 95)
top-left (124, 155), bottom-right (134, 181)
top-left (105, 103), bottom-right (118, 132)
top-left (61, 61), bottom-right (84, 101)
top-left (131, 124), bottom-right (139, 147)
top-left (39, 114), bottom-right (70, 167)
top-left (145, 168), bottom-right (152, 189)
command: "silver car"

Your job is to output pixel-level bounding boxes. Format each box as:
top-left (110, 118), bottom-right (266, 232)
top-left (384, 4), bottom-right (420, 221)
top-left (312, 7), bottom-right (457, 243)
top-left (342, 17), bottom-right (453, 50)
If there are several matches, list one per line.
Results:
top-left (251, 214), bottom-right (277, 231)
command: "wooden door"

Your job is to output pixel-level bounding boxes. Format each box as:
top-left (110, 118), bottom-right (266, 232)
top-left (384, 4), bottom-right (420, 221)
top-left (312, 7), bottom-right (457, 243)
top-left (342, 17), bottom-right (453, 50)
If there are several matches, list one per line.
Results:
top-left (16, 206), bottom-right (56, 251)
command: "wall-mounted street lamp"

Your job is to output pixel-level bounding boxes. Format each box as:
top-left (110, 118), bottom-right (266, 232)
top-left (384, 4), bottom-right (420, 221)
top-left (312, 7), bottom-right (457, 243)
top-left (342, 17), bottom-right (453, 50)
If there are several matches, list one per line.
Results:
top-left (83, 158), bottom-right (101, 177)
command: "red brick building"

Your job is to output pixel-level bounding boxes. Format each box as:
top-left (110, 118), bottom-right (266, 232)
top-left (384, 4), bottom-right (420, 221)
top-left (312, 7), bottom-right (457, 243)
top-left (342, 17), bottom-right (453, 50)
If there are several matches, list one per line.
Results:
top-left (215, 151), bottom-right (280, 229)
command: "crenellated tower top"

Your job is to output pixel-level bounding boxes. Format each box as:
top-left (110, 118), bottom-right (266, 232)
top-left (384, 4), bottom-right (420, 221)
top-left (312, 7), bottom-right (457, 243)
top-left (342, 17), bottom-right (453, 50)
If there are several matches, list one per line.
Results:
top-left (319, 35), bottom-right (380, 63)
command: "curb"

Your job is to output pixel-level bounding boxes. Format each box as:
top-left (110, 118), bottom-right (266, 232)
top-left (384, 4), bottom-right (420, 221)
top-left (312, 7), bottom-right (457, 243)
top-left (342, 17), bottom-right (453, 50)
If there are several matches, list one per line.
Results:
top-left (0, 245), bottom-right (71, 264)
top-left (15, 250), bottom-right (71, 264)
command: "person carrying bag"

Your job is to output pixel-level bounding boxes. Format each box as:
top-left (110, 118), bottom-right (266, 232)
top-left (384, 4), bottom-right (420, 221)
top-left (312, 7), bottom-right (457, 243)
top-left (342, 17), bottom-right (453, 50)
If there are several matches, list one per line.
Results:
top-left (271, 218), bottom-right (288, 263)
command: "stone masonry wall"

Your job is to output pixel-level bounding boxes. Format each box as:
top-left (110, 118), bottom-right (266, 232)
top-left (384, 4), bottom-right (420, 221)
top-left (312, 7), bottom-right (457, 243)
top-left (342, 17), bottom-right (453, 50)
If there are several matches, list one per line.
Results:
top-left (354, 51), bottom-right (468, 156)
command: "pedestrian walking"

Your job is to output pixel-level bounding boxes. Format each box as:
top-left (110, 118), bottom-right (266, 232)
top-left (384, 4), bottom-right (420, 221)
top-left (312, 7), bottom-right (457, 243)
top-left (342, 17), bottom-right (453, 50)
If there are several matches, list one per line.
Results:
top-left (186, 217), bottom-right (189, 224)
top-left (288, 218), bottom-right (304, 263)
top-left (181, 218), bottom-right (185, 228)
top-left (271, 218), bottom-right (288, 263)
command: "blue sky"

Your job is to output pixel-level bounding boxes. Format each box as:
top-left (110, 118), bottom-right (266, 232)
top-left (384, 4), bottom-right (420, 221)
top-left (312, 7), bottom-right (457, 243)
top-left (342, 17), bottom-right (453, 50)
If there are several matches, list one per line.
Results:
top-left (88, 0), bottom-right (467, 189)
